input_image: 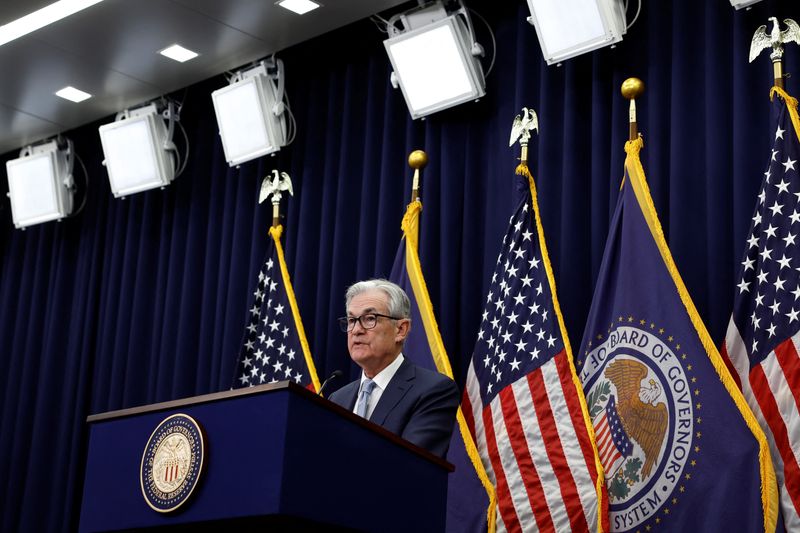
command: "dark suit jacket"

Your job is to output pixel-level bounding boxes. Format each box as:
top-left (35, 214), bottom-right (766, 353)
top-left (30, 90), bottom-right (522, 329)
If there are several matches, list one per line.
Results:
top-left (328, 356), bottom-right (460, 457)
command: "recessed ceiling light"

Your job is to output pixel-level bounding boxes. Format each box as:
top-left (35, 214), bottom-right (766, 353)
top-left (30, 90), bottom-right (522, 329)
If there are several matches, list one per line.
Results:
top-left (55, 86), bottom-right (92, 102)
top-left (0, 0), bottom-right (105, 47)
top-left (159, 44), bottom-right (199, 63)
top-left (276, 0), bottom-right (321, 15)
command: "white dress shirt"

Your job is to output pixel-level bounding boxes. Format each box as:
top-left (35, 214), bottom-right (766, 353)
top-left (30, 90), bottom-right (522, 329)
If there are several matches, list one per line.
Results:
top-left (354, 353), bottom-right (405, 420)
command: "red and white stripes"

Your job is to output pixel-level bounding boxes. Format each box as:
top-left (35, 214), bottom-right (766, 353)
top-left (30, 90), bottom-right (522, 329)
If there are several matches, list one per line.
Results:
top-left (724, 319), bottom-right (800, 531)
top-left (462, 352), bottom-right (600, 532)
top-left (594, 412), bottom-right (623, 477)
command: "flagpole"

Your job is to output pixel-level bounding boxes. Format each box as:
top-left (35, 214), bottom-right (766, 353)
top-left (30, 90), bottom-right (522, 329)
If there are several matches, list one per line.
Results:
top-left (773, 53), bottom-right (785, 90)
top-left (408, 149), bottom-right (428, 202)
top-left (621, 77), bottom-right (644, 141)
top-left (271, 199), bottom-right (280, 227)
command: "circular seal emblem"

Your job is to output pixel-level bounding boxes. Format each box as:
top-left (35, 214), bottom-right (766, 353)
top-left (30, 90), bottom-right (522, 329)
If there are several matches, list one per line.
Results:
top-left (140, 413), bottom-right (205, 513)
top-left (579, 323), bottom-right (699, 532)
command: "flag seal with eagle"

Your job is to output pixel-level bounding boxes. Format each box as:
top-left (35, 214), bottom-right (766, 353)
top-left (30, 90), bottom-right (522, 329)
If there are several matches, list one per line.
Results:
top-left (576, 137), bottom-right (777, 532)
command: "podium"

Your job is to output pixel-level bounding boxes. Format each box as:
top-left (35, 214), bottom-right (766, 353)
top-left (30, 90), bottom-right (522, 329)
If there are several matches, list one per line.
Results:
top-left (79, 382), bottom-right (452, 532)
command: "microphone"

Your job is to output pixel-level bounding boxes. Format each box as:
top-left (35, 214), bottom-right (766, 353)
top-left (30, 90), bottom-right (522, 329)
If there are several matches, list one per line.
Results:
top-left (318, 370), bottom-right (343, 398)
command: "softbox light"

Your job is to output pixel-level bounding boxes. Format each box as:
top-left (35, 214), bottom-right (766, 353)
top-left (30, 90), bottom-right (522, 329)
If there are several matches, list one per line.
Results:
top-left (6, 139), bottom-right (74, 229)
top-left (98, 102), bottom-right (178, 198)
top-left (384, 1), bottom-right (485, 119)
top-left (729, 0), bottom-right (762, 9)
top-left (526, 0), bottom-right (627, 65)
top-left (211, 59), bottom-right (288, 166)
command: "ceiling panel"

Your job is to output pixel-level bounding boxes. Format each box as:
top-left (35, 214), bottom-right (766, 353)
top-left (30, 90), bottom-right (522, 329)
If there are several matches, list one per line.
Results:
top-left (0, 38), bottom-right (157, 125)
top-left (35, 0), bottom-right (269, 90)
top-left (0, 0), bottom-right (412, 156)
top-left (171, 0), bottom-right (408, 51)
top-left (0, 0), bottom-right (54, 23)
top-left (0, 103), bottom-right (60, 152)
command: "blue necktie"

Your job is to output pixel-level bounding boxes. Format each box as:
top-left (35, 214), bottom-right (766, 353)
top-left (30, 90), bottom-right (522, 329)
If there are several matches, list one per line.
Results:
top-left (355, 379), bottom-right (376, 419)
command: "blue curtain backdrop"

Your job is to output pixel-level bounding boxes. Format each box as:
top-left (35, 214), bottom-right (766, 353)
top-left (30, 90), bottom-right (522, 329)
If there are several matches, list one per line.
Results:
top-left (0, 0), bottom-right (797, 530)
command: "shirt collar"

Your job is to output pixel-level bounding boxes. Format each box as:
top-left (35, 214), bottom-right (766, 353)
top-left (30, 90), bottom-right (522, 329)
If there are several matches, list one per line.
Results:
top-left (360, 352), bottom-right (404, 391)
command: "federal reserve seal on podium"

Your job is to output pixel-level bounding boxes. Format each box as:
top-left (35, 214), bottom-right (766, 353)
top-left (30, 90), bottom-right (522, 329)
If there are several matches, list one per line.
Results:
top-left (140, 413), bottom-right (205, 512)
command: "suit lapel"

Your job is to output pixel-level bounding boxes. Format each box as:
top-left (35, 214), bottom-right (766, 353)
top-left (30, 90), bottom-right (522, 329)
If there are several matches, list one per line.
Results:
top-left (340, 381), bottom-right (360, 411)
top-left (370, 357), bottom-right (415, 425)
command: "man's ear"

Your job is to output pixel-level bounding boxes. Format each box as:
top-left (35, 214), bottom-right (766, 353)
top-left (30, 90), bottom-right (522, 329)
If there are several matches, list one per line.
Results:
top-left (395, 318), bottom-right (410, 343)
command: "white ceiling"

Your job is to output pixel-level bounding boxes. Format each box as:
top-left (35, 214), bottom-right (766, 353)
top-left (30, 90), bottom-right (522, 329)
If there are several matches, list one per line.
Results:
top-left (0, 0), bottom-right (409, 156)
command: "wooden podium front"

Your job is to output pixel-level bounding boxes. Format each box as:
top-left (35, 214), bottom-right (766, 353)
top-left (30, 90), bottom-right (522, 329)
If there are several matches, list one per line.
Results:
top-left (78, 382), bottom-right (452, 532)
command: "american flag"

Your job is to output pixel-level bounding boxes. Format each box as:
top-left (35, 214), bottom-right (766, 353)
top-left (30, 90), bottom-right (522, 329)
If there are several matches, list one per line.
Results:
top-left (462, 172), bottom-right (605, 532)
top-left (722, 89), bottom-right (800, 530)
top-left (233, 225), bottom-right (320, 391)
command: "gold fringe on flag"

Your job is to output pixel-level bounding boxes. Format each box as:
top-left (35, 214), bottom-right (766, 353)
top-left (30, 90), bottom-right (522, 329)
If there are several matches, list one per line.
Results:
top-left (401, 200), bottom-right (498, 533)
top-left (269, 225), bottom-right (321, 392)
top-left (516, 160), bottom-right (608, 533)
top-left (623, 138), bottom-right (778, 533)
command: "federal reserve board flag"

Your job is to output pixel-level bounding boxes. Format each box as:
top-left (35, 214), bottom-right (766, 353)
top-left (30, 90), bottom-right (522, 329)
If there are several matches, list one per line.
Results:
top-left (577, 137), bottom-right (777, 531)
top-left (463, 171), bottom-right (606, 532)
top-left (722, 87), bottom-right (800, 530)
top-left (233, 225), bottom-right (320, 391)
top-left (389, 200), bottom-right (496, 533)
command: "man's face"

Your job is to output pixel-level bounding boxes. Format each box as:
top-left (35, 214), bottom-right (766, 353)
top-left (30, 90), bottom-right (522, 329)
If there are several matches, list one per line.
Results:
top-left (346, 289), bottom-right (409, 377)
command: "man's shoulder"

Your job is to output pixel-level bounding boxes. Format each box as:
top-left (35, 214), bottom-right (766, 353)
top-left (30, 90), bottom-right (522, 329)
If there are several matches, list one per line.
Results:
top-left (327, 378), bottom-right (359, 404)
top-left (331, 378), bottom-right (360, 391)
top-left (404, 360), bottom-right (458, 391)
top-left (413, 363), bottom-right (453, 383)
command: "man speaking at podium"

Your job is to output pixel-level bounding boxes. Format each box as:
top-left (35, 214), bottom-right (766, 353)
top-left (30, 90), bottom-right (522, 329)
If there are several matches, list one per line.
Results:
top-left (328, 279), bottom-right (459, 457)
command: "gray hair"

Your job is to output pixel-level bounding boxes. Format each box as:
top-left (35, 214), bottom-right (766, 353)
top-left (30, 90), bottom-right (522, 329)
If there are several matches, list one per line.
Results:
top-left (345, 278), bottom-right (411, 319)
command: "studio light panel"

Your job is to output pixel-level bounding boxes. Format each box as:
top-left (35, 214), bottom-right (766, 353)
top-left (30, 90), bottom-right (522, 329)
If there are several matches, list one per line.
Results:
top-left (6, 141), bottom-right (72, 229)
top-left (729, 0), bottom-right (762, 9)
top-left (384, 14), bottom-right (485, 119)
top-left (526, 0), bottom-right (626, 65)
top-left (99, 106), bottom-right (174, 198)
top-left (212, 70), bottom-right (286, 166)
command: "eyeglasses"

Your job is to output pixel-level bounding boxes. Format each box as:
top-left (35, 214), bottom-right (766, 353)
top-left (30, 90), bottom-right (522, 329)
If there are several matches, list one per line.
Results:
top-left (337, 313), bottom-right (402, 332)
